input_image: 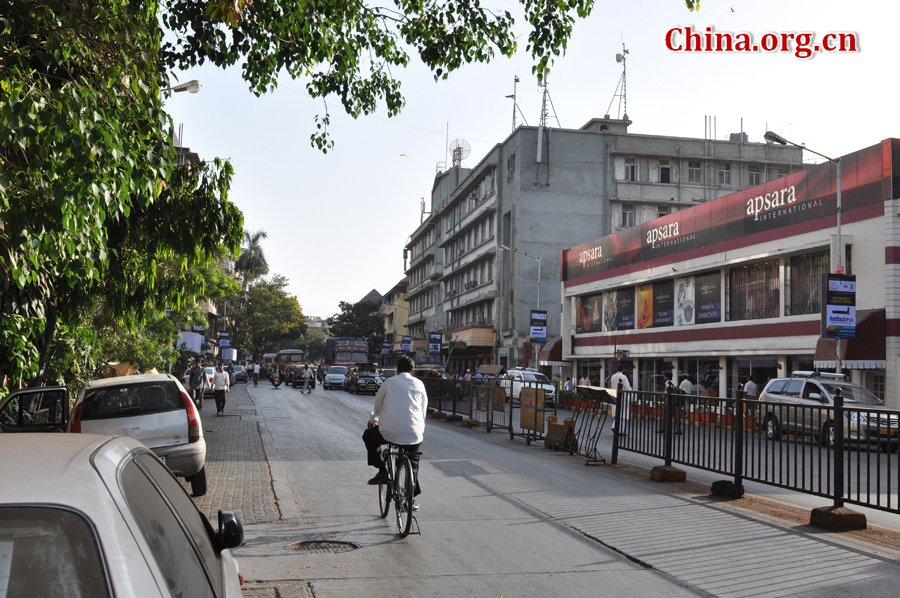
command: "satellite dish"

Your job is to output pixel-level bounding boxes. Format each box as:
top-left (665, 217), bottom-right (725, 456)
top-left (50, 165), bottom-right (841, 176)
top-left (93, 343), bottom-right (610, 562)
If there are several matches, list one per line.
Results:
top-left (449, 139), bottom-right (471, 166)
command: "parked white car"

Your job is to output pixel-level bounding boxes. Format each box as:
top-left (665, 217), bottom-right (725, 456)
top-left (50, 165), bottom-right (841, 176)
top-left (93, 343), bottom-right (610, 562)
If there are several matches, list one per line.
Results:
top-left (0, 434), bottom-right (244, 597)
top-left (500, 368), bottom-right (557, 407)
top-left (67, 373), bottom-right (209, 495)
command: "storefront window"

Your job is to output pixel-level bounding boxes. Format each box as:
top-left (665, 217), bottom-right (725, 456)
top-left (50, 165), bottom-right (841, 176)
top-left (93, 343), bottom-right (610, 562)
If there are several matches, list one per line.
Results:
top-left (726, 356), bottom-right (780, 398)
top-left (726, 260), bottom-right (780, 321)
top-left (678, 358), bottom-right (720, 396)
top-left (785, 251), bottom-right (828, 316)
top-left (637, 358), bottom-right (672, 392)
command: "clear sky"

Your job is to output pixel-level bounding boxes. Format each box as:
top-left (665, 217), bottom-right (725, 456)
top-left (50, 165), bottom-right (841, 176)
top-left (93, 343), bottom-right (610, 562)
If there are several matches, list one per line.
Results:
top-left (165, 0), bottom-right (896, 320)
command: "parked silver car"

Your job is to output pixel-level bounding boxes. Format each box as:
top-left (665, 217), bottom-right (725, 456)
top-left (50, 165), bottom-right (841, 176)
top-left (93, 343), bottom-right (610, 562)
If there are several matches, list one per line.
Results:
top-left (68, 374), bottom-right (209, 495)
top-left (0, 434), bottom-right (244, 597)
top-left (758, 371), bottom-right (898, 451)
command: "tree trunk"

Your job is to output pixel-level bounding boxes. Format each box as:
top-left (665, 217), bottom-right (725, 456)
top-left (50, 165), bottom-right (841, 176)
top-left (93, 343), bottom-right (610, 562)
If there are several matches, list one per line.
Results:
top-left (29, 295), bottom-right (58, 388)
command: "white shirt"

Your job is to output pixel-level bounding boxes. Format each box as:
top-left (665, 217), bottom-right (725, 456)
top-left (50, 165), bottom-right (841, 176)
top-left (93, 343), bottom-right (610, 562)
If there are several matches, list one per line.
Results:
top-left (744, 379), bottom-right (758, 398)
top-left (369, 372), bottom-right (428, 445)
top-left (253, 364), bottom-right (260, 374)
top-left (212, 370), bottom-right (230, 390)
top-left (609, 371), bottom-right (632, 391)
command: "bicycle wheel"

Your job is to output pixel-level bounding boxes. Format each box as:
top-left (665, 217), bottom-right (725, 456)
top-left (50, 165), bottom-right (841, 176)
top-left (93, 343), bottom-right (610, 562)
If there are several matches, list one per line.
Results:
top-left (378, 479), bottom-right (391, 519)
top-left (394, 455), bottom-right (415, 538)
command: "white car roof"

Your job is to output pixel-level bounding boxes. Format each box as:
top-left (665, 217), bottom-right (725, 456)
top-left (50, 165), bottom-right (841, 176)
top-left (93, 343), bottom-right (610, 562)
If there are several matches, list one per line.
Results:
top-left (82, 373), bottom-right (181, 390)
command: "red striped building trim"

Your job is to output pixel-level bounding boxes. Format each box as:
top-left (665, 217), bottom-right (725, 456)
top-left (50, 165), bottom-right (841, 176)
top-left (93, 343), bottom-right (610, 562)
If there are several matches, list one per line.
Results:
top-left (572, 320), bottom-right (820, 348)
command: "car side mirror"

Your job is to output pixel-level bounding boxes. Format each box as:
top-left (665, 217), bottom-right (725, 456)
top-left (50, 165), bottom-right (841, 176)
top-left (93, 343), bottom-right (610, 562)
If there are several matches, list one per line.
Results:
top-left (218, 510), bottom-right (244, 549)
top-left (808, 392), bottom-right (823, 401)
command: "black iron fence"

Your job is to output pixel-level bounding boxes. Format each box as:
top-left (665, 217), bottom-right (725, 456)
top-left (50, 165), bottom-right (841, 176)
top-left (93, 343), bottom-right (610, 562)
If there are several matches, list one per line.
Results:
top-left (611, 386), bottom-right (900, 514)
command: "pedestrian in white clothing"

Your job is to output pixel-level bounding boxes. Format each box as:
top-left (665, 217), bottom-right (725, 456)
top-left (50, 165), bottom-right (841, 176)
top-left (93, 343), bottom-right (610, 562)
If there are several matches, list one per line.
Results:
top-left (212, 363), bottom-right (230, 415)
top-left (609, 363), bottom-right (632, 436)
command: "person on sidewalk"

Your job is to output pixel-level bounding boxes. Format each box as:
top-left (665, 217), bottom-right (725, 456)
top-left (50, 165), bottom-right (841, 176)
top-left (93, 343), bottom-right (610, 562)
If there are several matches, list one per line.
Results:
top-left (564, 377), bottom-right (574, 392)
top-left (679, 376), bottom-right (693, 395)
top-left (187, 358), bottom-right (208, 411)
top-left (609, 363), bottom-right (631, 436)
top-left (212, 363), bottom-right (230, 415)
top-left (363, 355), bottom-right (427, 510)
top-left (743, 377), bottom-right (758, 401)
top-left (579, 374), bottom-right (590, 387)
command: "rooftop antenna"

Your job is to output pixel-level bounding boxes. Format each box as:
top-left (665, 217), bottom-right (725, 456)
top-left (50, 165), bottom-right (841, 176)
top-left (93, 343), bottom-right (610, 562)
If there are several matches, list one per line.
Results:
top-left (606, 42), bottom-right (630, 119)
top-left (505, 75), bottom-right (529, 133)
top-left (536, 71), bottom-right (560, 163)
top-left (449, 139), bottom-right (470, 168)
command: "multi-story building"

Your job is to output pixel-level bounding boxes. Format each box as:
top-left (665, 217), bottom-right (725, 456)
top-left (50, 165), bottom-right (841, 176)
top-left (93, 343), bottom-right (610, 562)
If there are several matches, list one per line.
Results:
top-left (380, 278), bottom-right (411, 365)
top-left (561, 138), bottom-right (900, 408)
top-left (405, 116), bottom-right (805, 373)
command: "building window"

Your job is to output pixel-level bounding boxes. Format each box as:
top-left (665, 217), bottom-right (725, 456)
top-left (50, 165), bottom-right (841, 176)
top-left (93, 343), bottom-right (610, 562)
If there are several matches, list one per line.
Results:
top-left (688, 161), bottom-right (701, 183)
top-left (748, 165), bottom-right (761, 186)
top-left (507, 154), bottom-right (516, 181)
top-left (726, 260), bottom-right (780, 321)
top-left (718, 163), bottom-right (731, 185)
top-left (785, 250), bottom-right (828, 316)
top-left (621, 204), bottom-right (635, 229)
top-left (658, 206), bottom-right (670, 219)
top-left (778, 167), bottom-right (790, 178)
top-left (624, 158), bottom-right (636, 182)
top-left (873, 373), bottom-right (886, 402)
top-left (659, 159), bottom-right (671, 184)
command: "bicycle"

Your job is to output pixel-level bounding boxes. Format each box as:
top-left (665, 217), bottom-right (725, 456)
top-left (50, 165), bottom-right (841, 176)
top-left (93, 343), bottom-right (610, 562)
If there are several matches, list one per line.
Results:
top-left (377, 443), bottom-right (420, 538)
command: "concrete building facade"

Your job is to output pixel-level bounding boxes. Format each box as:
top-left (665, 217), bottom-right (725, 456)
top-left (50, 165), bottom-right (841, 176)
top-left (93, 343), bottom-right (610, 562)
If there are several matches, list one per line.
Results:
top-left (405, 117), bottom-right (804, 374)
top-left (560, 139), bottom-right (900, 408)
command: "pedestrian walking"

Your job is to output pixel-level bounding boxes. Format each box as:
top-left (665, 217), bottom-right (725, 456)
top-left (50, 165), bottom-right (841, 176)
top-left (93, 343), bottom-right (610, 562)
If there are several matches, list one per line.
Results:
top-left (187, 358), bottom-right (208, 411)
top-left (564, 377), bottom-right (574, 392)
top-left (679, 376), bottom-right (693, 395)
top-left (609, 364), bottom-right (631, 436)
top-left (303, 364), bottom-right (313, 394)
top-left (212, 363), bottom-right (230, 415)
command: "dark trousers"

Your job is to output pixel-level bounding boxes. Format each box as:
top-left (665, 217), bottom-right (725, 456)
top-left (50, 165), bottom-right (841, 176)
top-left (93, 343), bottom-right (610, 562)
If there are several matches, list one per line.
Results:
top-left (214, 389), bottom-right (226, 412)
top-left (363, 426), bottom-right (422, 496)
top-left (190, 387), bottom-right (204, 408)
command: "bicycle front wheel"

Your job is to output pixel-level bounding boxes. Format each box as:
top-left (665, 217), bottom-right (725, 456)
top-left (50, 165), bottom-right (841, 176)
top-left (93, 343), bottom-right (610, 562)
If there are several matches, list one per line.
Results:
top-left (394, 456), bottom-right (415, 538)
top-left (378, 479), bottom-right (391, 518)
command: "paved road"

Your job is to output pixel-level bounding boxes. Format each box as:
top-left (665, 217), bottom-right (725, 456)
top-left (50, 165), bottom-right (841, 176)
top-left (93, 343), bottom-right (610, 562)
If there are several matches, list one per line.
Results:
top-left (193, 381), bottom-right (900, 597)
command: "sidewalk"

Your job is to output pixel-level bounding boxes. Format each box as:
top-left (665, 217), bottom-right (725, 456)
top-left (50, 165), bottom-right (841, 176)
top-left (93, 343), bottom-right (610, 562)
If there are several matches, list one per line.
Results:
top-left (182, 383), bottom-right (280, 525)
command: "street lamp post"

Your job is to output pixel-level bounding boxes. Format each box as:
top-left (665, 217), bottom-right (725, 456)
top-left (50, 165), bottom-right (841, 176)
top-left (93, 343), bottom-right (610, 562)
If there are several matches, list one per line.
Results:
top-left (498, 243), bottom-right (543, 367)
top-left (764, 131), bottom-right (843, 374)
top-left (169, 79), bottom-right (202, 94)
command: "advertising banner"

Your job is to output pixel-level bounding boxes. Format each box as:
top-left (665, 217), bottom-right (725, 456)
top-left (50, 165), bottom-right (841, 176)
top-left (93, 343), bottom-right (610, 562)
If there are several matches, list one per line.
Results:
top-left (428, 333), bottom-right (441, 355)
top-left (382, 342), bottom-right (390, 355)
top-left (575, 293), bottom-right (603, 333)
top-left (636, 284), bottom-right (653, 329)
top-left (603, 291), bottom-right (617, 332)
top-left (562, 141), bottom-right (893, 283)
top-left (401, 336), bottom-right (412, 352)
top-left (616, 287), bottom-right (635, 330)
top-left (822, 274), bottom-right (857, 339)
top-left (695, 272), bottom-right (721, 324)
top-left (219, 339), bottom-right (229, 347)
top-left (653, 280), bottom-right (675, 327)
top-left (529, 310), bottom-right (548, 343)
top-left (675, 276), bottom-right (695, 326)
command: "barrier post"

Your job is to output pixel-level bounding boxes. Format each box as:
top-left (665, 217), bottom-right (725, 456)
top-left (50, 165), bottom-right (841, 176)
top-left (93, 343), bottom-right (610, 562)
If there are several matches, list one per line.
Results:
top-left (611, 380), bottom-right (623, 465)
top-left (834, 387), bottom-right (845, 507)
top-left (733, 393), bottom-right (744, 498)
top-left (664, 386), bottom-right (673, 467)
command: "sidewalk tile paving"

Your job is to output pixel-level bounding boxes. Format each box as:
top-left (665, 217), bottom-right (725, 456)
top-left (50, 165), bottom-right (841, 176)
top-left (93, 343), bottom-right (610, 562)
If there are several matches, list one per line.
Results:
top-left (182, 383), bottom-right (280, 525)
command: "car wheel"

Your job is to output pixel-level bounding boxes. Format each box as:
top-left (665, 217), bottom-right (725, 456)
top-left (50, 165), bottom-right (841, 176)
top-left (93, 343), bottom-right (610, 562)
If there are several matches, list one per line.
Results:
top-left (820, 421), bottom-right (835, 448)
top-left (764, 414), bottom-right (781, 441)
top-left (190, 466), bottom-right (208, 497)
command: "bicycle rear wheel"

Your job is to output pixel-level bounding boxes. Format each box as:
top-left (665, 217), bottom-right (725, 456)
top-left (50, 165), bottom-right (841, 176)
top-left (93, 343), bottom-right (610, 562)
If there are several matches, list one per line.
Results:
top-left (394, 455), bottom-right (415, 538)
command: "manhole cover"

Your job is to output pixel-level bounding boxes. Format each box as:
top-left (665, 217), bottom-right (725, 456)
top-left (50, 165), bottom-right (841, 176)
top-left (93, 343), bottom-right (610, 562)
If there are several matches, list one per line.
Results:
top-left (286, 541), bottom-right (359, 554)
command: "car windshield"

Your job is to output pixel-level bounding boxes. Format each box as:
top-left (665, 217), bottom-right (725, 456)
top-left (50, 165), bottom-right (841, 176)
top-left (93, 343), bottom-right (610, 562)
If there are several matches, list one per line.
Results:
top-left (381, 371), bottom-right (397, 379)
top-left (524, 373), bottom-right (551, 383)
top-left (233, 366), bottom-right (244, 372)
top-left (80, 382), bottom-right (184, 420)
top-left (328, 367), bottom-right (348, 375)
top-left (359, 371), bottom-right (377, 378)
top-left (822, 382), bottom-right (883, 405)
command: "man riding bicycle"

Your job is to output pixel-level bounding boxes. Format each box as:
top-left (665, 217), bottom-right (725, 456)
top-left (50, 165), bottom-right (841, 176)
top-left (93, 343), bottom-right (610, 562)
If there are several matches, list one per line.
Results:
top-left (363, 356), bottom-right (427, 511)
top-left (252, 362), bottom-right (261, 385)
